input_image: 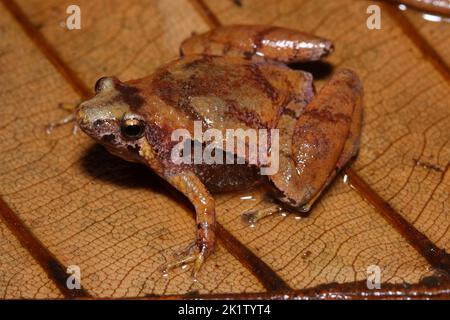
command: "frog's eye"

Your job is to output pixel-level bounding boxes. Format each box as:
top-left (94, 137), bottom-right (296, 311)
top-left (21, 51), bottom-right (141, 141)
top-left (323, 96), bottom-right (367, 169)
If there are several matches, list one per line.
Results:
top-left (94, 76), bottom-right (116, 94)
top-left (121, 118), bottom-right (146, 139)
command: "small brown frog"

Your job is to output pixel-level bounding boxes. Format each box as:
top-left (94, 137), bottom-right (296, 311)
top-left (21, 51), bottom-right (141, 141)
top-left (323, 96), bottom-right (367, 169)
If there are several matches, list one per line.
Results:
top-left (72, 25), bottom-right (363, 276)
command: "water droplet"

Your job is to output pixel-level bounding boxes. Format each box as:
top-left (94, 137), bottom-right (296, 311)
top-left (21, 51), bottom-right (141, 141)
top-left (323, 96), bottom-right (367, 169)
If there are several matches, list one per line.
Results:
top-left (343, 174), bottom-right (349, 184)
top-left (241, 211), bottom-right (257, 226)
top-left (302, 250), bottom-right (312, 259)
top-left (299, 204), bottom-right (311, 213)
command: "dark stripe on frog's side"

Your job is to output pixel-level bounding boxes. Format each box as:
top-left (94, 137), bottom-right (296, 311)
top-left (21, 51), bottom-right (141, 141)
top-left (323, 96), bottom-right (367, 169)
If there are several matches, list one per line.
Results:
top-left (151, 69), bottom-right (206, 124)
top-left (224, 99), bottom-right (267, 129)
top-left (152, 56), bottom-right (280, 129)
top-left (144, 121), bottom-right (186, 165)
top-left (114, 81), bottom-right (145, 111)
top-left (183, 55), bottom-right (279, 102)
top-left (303, 109), bottom-right (352, 124)
top-left (244, 63), bottom-right (279, 102)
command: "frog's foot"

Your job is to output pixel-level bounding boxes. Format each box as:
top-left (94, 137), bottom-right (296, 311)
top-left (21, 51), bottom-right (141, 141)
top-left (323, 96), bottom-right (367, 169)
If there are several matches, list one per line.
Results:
top-left (161, 239), bottom-right (213, 279)
top-left (46, 102), bottom-right (79, 134)
top-left (241, 205), bottom-right (282, 226)
top-left (149, 171), bottom-right (216, 279)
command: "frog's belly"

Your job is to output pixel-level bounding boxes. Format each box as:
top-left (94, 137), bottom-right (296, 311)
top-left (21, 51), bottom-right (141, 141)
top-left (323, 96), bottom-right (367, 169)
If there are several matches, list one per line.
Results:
top-left (194, 162), bottom-right (263, 193)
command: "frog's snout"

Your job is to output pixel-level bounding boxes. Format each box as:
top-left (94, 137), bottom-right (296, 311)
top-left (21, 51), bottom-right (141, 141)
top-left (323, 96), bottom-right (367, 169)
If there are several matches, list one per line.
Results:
top-left (75, 102), bottom-right (103, 135)
top-left (75, 103), bottom-right (90, 130)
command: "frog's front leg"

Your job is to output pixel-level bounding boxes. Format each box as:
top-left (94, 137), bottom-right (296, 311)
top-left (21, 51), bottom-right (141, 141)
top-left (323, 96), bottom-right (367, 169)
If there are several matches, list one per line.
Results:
top-left (46, 102), bottom-right (79, 134)
top-left (161, 170), bottom-right (216, 277)
top-left (180, 25), bottom-right (333, 63)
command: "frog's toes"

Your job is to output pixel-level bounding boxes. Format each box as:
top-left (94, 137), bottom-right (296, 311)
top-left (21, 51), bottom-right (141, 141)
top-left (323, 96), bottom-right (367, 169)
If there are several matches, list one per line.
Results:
top-left (241, 205), bottom-right (283, 226)
top-left (45, 113), bottom-right (78, 134)
top-left (160, 240), bottom-right (212, 279)
top-left (46, 102), bottom-right (80, 134)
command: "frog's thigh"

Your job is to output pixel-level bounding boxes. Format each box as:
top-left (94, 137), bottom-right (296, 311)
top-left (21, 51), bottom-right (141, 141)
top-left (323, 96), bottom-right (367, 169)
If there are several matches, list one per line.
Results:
top-left (180, 25), bottom-right (333, 63)
top-left (270, 69), bottom-right (363, 212)
top-left (334, 78), bottom-right (363, 170)
top-left (302, 78), bottom-right (363, 209)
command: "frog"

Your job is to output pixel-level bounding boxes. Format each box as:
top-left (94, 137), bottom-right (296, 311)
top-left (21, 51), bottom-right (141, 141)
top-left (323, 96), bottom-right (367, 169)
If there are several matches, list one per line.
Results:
top-left (72, 25), bottom-right (363, 277)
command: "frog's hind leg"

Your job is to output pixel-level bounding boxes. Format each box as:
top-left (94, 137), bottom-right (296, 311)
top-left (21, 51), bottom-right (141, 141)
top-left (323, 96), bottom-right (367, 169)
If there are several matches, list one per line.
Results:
top-left (180, 25), bottom-right (333, 63)
top-left (269, 68), bottom-right (363, 213)
top-left (239, 69), bottom-right (315, 225)
top-left (241, 205), bottom-right (283, 226)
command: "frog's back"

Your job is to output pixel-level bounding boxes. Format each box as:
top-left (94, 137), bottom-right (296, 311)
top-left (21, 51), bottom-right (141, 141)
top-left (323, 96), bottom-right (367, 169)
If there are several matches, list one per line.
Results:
top-left (137, 55), bottom-right (312, 132)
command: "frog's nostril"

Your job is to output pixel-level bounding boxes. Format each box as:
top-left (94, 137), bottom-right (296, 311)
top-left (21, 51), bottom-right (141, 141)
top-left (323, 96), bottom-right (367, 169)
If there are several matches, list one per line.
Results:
top-left (93, 119), bottom-right (105, 128)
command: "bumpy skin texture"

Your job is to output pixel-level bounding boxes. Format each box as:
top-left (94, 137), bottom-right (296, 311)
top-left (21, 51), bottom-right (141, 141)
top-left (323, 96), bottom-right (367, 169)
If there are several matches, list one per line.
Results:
top-left (76, 25), bottom-right (363, 275)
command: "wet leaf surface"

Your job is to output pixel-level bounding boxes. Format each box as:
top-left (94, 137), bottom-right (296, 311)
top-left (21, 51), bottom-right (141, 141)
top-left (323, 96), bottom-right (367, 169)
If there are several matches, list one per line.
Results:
top-left (0, 0), bottom-right (448, 298)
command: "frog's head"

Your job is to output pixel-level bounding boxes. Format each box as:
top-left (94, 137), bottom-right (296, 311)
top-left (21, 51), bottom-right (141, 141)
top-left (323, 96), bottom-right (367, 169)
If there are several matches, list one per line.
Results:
top-left (76, 76), bottom-right (148, 163)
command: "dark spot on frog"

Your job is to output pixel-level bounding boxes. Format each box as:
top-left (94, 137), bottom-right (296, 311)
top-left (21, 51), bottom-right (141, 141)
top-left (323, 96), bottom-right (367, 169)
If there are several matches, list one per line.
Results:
top-left (127, 144), bottom-right (141, 154)
top-left (282, 107), bottom-right (299, 119)
top-left (115, 82), bottom-right (145, 111)
top-left (243, 51), bottom-right (253, 60)
top-left (233, 0), bottom-right (242, 7)
top-left (101, 134), bottom-right (116, 143)
top-left (93, 119), bottom-right (105, 128)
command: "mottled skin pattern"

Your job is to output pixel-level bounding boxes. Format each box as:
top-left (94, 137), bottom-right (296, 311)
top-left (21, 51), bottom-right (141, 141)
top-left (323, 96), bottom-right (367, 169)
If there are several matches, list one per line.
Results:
top-left (76, 25), bottom-right (363, 276)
